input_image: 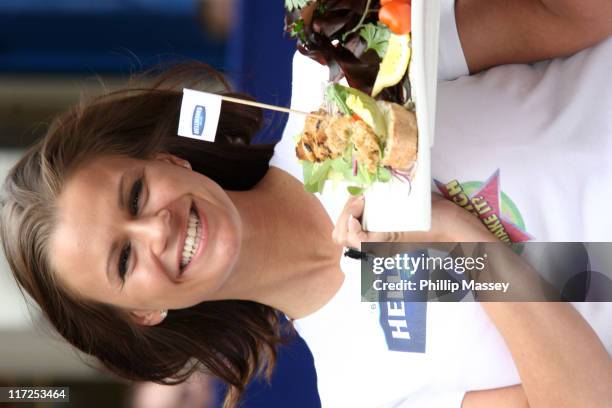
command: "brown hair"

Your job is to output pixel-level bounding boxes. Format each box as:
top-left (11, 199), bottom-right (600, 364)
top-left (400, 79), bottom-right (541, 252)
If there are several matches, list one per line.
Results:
top-left (0, 63), bottom-right (288, 407)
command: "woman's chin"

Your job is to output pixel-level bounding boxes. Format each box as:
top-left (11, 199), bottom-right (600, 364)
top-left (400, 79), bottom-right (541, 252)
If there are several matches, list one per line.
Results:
top-left (179, 224), bottom-right (242, 301)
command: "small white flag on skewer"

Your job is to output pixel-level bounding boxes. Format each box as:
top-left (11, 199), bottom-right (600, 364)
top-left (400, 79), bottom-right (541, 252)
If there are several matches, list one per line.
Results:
top-left (178, 88), bottom-right (321, 142)
top-left (178, 89), bottom-right (223, 142)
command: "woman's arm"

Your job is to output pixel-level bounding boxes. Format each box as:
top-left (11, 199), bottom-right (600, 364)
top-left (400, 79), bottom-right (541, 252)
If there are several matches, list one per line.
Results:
top-left (455, 0), bottom-right (612, 73)
top-left (462, 385), bottom-right (529, 408)
top-left (464, 302), bottom-right (612, 408)
top-left (333, 196), bottom-right (612, 407)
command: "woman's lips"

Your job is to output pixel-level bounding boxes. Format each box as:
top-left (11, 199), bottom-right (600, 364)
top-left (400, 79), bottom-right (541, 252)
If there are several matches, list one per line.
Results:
top-left (179, 202), bottom-right (208, 277)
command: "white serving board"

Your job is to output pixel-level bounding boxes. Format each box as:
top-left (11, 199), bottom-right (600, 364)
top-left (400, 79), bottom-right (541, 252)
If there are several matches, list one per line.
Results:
top-left (279, 0), bottom-right (440, 232)
top-left (361, 0), bottom-right (439, 232)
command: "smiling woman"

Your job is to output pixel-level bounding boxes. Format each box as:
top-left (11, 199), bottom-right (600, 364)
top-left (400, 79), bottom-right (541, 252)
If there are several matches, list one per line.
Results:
top-left (49, 153), bottom-right (243, 310)
top-left (0, 63), bottom-right (288, 408)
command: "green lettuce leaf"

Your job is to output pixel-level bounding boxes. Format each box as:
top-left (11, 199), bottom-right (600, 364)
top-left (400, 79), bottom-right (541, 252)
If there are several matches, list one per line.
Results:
top-left (360, 23), bottom-right (390, 59)
top-left (325, 84), bottom-right (352, 115)
top-left (302, 154), bottom-right (391, 194)
top-left (347, 186), bottom-right (365, 196)
top-left (377, 166), bottom-right (391, 182)
top-left (303, 160), bottom-right (332, 193)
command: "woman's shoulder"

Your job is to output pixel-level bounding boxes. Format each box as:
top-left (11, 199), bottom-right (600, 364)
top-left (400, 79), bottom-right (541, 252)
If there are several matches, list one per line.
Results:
top-left (262, 166), bottom-right (319, 212)
top-left (264, 165), bottom-right (302, 189)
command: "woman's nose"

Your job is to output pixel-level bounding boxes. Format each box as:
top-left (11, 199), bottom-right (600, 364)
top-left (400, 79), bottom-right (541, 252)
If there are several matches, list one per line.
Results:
top-left (128, 208), bottom-right (171, 255)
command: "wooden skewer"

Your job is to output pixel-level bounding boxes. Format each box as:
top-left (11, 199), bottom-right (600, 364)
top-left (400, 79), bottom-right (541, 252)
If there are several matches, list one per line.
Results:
top-left (220, 95), bottom-right (323, 119)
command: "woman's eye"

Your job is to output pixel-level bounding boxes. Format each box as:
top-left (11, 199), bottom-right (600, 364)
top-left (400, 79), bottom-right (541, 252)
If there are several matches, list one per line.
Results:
top-left (118, 242), bottom-right (131, 283)
top-left (129, 178), bottom-right (144, 215)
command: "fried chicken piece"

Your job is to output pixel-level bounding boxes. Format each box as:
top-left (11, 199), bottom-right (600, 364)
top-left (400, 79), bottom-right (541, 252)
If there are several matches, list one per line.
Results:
top-left (296, 110), bottom-right (332, 162)
top-left (295, 134), bottom-right (316, 162)
top-left (296, 100), bottom-right (418, 180)
top-left (325, 115), bottom-right (352, 157)
top-left (296, 110), bottom-right (356, 162)
top-left (351, 120), bottom-right (380, 173)
top-left (296, 110), bottom-right (381, 173)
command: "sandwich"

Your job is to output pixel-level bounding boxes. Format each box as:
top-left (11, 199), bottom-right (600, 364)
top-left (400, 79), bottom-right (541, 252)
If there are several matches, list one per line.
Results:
top-left (285, 0), bottom-right (416, 194)
top-left (297, 84), bottom-right (417, 194)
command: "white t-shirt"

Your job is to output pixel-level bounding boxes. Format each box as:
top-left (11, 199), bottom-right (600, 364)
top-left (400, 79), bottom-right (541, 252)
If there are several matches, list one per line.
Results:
top-left (433, 40), bottom-right (612, 243)
top-left (271, 0), bottom-right (612, 406)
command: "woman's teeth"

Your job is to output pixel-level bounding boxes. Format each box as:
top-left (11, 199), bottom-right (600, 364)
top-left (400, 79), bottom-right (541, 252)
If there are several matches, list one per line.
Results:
top-left (181, 210), bottom-right (201, 268)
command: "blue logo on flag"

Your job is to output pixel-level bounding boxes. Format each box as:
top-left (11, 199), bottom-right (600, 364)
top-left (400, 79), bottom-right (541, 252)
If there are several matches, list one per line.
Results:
top-left (192, 105), bottom-right (206, 136)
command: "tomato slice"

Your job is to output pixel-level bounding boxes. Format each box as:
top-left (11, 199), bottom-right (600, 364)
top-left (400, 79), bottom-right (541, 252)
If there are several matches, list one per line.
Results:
top-left (379, 1), bottom-right (411, 35)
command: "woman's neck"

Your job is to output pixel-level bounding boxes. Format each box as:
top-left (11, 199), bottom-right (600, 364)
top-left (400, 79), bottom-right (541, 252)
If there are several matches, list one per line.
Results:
top-left (218, 168), bottom-right (344, 319)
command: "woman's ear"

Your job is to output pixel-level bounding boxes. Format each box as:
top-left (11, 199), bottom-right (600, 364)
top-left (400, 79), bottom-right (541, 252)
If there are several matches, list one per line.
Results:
top-left (155, 153), bottom-right (192, 170)
top-left (129, 309), bottom-right (167, 326)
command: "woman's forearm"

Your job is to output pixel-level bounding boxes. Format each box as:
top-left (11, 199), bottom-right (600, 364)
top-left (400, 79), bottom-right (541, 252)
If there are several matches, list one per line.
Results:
top-left (481, 302), bottom-right (612, 407)
top-left (456, 0), bottom-right (612, 73)
top-left (473, 242), bottom-right (612, 406)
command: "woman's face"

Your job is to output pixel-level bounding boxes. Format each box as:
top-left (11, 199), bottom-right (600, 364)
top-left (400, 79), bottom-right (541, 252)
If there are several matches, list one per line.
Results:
top-left (50, 154), bottom-right (242, 317)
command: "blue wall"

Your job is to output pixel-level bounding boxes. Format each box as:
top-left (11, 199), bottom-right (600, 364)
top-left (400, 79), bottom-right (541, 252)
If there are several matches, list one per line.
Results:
top-left (225, 1), bottom-right (296, 143)
top-left (0, 0), bottom-right (295, 143)
top-left (0, 1), bottom-right (225, 73)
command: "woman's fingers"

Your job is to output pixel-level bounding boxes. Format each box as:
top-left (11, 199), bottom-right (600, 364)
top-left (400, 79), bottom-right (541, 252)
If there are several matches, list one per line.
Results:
top-left (346, 215), bottom-right (368, 248)
top-left (346, 214), bottom-right (393, 248)
top-left (333, 195), bottom-right (395, 248)
top-left (334, 191), bottom-right (499, 248)
top-left (332, 195), bottom-right (365, 246)
top-left (347, 194), bottom-right (365, 217)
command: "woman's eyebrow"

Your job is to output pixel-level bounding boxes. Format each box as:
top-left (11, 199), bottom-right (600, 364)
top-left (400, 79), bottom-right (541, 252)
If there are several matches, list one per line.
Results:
top-left (109, 171), bottom-right (128, 287)
top-left (118, 172), bottom-right (127, 210)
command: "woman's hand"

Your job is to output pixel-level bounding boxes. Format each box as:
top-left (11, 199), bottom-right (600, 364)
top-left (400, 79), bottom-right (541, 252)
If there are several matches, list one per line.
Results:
top-left (332, 193), bottom-right (498, 248)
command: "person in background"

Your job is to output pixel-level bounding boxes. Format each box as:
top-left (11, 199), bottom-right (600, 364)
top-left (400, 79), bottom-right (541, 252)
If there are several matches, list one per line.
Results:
top-left (198, 0), bottom-right (237, 40)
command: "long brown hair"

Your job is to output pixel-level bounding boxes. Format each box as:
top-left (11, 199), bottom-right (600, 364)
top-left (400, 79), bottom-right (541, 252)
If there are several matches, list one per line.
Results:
top-left (0, 63), bottom-right (288, 407)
